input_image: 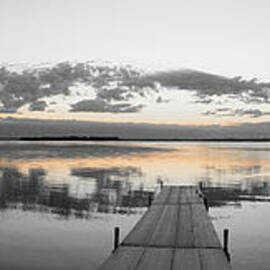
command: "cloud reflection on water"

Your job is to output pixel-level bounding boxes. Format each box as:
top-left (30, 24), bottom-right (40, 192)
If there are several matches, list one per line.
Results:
top-left (0, 142), bottom-right (270, 219)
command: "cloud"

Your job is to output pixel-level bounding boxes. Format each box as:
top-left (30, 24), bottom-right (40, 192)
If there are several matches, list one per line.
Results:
top-left (234, 109), bottom-right (270, 118)
top-left (156, 96), bottom-right (170, 103)
top-left (194, 98), bottom-right (213, 104)
top-left (1, 62), bottom-right (270, 116)
top-left (128, 69), bottom-right (270, 104)
top-left (216, 108), bottom-right (230, 112)
top-left (0, 107), bottom-right (17, 113)
top-left (96, 88), bottom-right (133, 102)
top-left (70, 98), bottom-right (144, 113)
top-left (0, 64), bottom-right (75, 113)
top-left (29, 101), bottom-right (47, 111)
top-left (0, 62), bottom-right (149, 114)
top-left (202, 108), bottom-right (270, 118)
top-left (202, 110), bottom-right (216, 116)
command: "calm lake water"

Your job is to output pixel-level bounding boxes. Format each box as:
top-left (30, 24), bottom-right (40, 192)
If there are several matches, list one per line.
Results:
top-left (0, 141), bottom-right (270, 270)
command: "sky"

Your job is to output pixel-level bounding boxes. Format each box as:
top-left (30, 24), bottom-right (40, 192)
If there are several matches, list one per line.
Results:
top-left (0, 0), bottom-right (270, 129)
top-left (1, 0), bottom-right (270, 79)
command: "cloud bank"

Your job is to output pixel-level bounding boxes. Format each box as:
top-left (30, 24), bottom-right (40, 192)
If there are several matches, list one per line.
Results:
top-left (0, 63), bottom-right (146, 114)
top-left (0, 62), bottom-right (270, 117)
top-left (129, 69), bottom-right (270, 104)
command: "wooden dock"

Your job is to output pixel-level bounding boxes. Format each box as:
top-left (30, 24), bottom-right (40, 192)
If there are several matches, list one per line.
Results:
top-left (99, 186), bottom-right (233, 270)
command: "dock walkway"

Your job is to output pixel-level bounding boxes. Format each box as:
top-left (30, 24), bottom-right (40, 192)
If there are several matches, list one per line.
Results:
top-left (99, 186), bottom-right (232, 270)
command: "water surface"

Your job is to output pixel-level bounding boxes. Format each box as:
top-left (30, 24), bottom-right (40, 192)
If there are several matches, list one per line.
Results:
top-left (0, 141), bottom-right (270, 270)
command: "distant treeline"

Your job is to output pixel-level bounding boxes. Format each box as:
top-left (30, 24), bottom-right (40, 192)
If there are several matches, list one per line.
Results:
top-left (19, 136), bottom-right (120, 141)
top-left (0, 136), bottom-right (269, 142)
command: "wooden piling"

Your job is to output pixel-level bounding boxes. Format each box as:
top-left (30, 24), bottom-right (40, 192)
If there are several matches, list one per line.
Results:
top-left (223, 228), bottom-right (230, 261)
top-left (113, 227), bottom-right (120, 252)
top-left (203, 196), bottom-right (209, 211)
top-left (148, 194), bottom-right (152, 207)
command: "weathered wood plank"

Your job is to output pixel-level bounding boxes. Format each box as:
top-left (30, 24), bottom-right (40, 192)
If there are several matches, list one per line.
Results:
top-left (167, 186), bottom-right (180, 204)
top-left (154, 186), bottom-right (202, 205)
top-left (173, 249), bottom-right (233, 270)
top-left (199, 249), bottom-right (233, 270)
top-left (192, 204), bottom-right (221, 248)
top-left (99, 247), bottom-right (143, 270)
top-left (173, 249), bottom-right (201, 270)
top-left (176, 204), bottom-right (195, 247)
top-left (153, 186), bottom-right (171, 205)
top-left (122, 205), bottom-right (164, 246)
top-left (149, 205), bottom-right (178, 247)
top-left (179, 186), bottom-right (202, 204)
top-left (136, 248), bottom-right (173, 270)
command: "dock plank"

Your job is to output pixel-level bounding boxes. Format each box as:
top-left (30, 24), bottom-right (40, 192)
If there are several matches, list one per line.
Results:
top-left (99, 186), bottom-right (233, 270)
top-left (176, 204), bottom-right (195, 247)
top-left (99, 247), bottom-right (143, 270)
top-left (149, 205), bottom-right (178, 247)
top-left (136, 248), bottom-right (173, 270)
top-left (200, 249), bottom-right (232, 270)
top-left (167, 186), bottom-right (180, 204)
top-left (179, 186), bottom-right (202, 204)
top-left (173, 249), bottom-right (201, 270)
top-left (153, 186), bottom-right (171, 205)
top-left (123, 205), bottom-right (164, 246)
top-left (192, 204), bottom-right (221, 248)
top-left (173, 249), bottom-right (232, 270)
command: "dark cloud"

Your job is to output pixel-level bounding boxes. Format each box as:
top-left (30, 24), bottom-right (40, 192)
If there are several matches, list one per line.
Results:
top-left (216, 108), bottom-right (230, 112)
top-left (0, 107), bottom-right (17, 113)
top-left (0, 63), bottom-right (76, 112)
top-left (238, 93), bottom-right (270, 104)
top-left (202, 108), bottom-right (270, 118)
top-left (156, 96), bottom-right (170, 103)
top-left (96, 88), bottom-right (133, 102)
top-left (202, 110), bottom-right (216, 116)
top-left (1, 62), bottom-right (270, 115)
top-left (0, 62), bottom-right (149, 113)
top-left (29, 101), bottom-right (47, 111)
top-left (194, 98), bottom-right (213, 104)
top-left (234, 109), bottom-right (270, 118)
top-left (70, 98), bottom-right (144, 113)
top-left (128, 69), bottom-right (270, 104)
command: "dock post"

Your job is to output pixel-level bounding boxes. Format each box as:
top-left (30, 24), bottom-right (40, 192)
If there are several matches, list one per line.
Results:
top-left (160, 180), bottom-right (163, 190)
top-left (113, 227), bottom-right (120, 252)
top-left (199, 181), bottom-right (203, 191)
top-left (203, 197), bottom-right (209, 211)
top-left (223, 228), bottom-right (230, 261)
top-left (148, 194), bottom-right (152, 207)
